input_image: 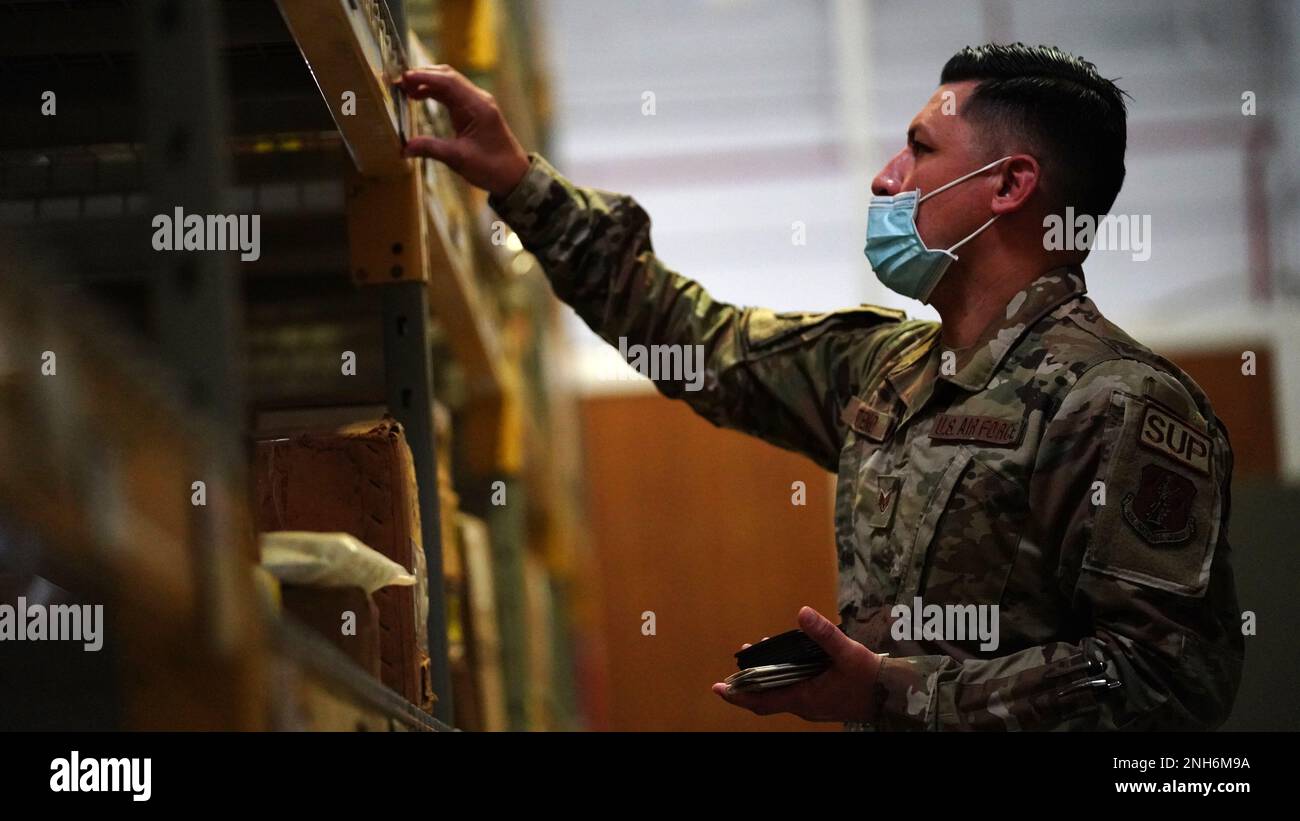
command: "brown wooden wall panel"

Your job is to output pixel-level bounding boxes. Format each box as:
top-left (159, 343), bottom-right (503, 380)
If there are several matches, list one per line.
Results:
top-left (579, 392), bottom-right (838, 731)
top-left (1168, 346), bottom-right (1278, 478)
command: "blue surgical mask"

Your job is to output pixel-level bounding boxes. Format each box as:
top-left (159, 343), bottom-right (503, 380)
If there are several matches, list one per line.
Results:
top-left (864, 156), bottom-right (1011, 303)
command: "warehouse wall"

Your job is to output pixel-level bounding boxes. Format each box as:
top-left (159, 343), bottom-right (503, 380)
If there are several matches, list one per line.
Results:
top-left (579, 393), bottom-right (840, 731)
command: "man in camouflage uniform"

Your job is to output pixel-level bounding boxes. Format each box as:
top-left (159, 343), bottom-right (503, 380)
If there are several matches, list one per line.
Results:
top-left (400, 43), bottom-right (1243, 730)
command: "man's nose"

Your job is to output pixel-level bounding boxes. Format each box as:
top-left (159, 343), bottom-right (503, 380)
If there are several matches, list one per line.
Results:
top-left (871, 149), bottom-right (910, 196)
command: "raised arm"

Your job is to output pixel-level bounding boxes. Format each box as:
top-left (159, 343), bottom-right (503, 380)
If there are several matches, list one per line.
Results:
top-left (401, 66), bottom-right (930, 470)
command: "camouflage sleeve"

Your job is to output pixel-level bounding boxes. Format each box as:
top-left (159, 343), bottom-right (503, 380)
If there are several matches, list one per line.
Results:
top-left (871, 360), bottom-right (1243, 730)
top-left (489, 153), bottom-right (923, 471)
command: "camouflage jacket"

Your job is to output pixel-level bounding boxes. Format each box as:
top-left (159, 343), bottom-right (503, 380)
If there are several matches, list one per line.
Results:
top-left (490, 154), bottom-right (1244, 731)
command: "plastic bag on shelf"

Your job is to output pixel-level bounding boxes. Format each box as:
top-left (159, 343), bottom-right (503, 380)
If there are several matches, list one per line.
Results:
top-left (259, 531), bottom-right (416, 594)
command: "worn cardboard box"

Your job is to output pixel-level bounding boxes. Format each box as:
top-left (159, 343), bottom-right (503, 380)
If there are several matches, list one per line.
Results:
top-left (253, 418), bottom-right (434, 711)
top-left (280, 585), bottom-right (381, 679)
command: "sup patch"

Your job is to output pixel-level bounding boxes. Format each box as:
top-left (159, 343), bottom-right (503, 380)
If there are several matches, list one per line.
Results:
top-left (1137, 403), bottom-right (1211, 475)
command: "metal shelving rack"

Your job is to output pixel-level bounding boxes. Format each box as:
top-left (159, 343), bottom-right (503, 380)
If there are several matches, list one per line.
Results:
top-left (272, 0), bottom-right (515, 727)
top-left (0, 0), bottom-right (517, 729)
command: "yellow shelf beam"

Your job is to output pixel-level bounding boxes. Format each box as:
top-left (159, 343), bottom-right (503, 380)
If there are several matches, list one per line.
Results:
top-left (276, 0), bottom-right (409, 177)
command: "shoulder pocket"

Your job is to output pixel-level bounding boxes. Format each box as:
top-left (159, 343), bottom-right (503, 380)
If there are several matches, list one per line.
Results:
top-left (1083, 390), bottom-right (1220, 596)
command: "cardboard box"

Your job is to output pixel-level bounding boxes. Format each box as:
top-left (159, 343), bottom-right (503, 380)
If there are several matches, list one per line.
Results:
top-left (280, 585), bottom-right (381, 679)
top-left (253, 417), bottom-right (434, 711)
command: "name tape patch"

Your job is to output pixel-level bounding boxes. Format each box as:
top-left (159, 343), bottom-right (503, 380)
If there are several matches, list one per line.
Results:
top-left (1138, 403), bottom-right (1211, 475)
top-left (842, 397), bottom-right (895, 442)
top-left (929, 413), bottom-right (1021, 446)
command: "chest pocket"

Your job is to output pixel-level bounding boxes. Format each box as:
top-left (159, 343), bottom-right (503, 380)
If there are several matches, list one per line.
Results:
top-left (838, 396), bottom-right (1031, 615)
top-left (834, 391), bottom-right (898, 614)
top-left (907, 444), bottom-right (1029, 607)
top-left (843, 432), bottom-right (974, 611)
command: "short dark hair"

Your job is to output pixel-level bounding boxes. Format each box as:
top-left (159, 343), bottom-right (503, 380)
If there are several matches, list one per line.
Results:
top-left (940, 43), bottom-right (1129, 217)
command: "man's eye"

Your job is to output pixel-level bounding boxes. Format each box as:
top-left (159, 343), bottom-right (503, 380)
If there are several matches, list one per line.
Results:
top-left (912, 142), bottom-right (932, 156)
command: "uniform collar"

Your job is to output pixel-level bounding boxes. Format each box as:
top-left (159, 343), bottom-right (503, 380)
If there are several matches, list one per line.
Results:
top-left (937, 265), bottom-right (1087, 393)
top-left (876, 266), bottom-right (1086, 431)
top-left (884, 326), bottom-right (942, 417)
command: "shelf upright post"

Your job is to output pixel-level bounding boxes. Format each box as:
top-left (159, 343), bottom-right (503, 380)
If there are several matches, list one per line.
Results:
top-left (382, 281), bottom-right (454, 725)
top-left (136, 0), bottom-right (248, 652)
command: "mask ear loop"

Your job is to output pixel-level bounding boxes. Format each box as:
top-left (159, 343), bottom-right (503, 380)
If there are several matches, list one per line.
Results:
top-left (945, 213), bottom-right (999, 254)
top-left (917, 155), bottom-right (1013, 204)
top-left (916, 155), bottom-right (1013, 255)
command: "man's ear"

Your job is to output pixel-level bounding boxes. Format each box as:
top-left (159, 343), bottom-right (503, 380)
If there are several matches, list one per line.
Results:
top-left (990, 154), bottom-right (1040, 216)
